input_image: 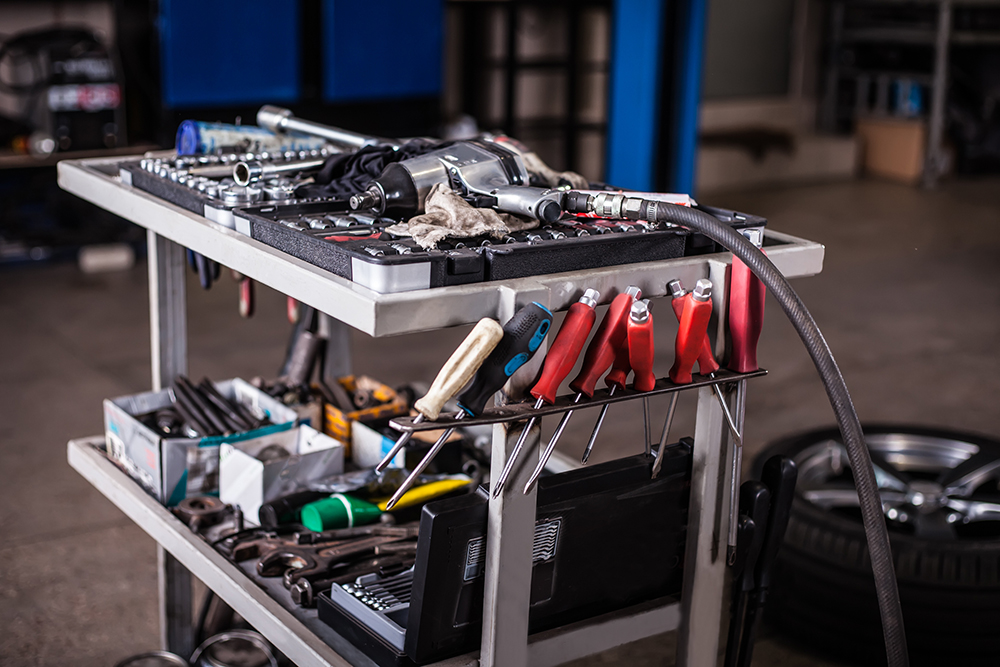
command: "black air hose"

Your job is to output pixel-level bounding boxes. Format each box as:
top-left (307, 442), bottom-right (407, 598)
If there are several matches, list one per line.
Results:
top-left (565, 193), bottom-right (908, 667)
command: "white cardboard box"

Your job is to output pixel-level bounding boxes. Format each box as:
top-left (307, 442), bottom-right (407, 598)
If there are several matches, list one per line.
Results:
top-left (219, 425), bottom-right (344, 525)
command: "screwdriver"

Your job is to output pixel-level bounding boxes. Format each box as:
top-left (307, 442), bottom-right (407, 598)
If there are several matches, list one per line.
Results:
top-left (666, 279), bottom-right (740, 438)
top-left (386, 302), bottom-right (553, 509)
top-left (627, 299), bottom-right (656, 456)
top-left (376, 318), bottom-right (505, 473)
top-left (492, 288), bottom-right (601, 498)
top-left (725, 251), bottom-right (766, 565)
top-left (524, 286), bottom-right (640, 492)
top-left (669, 279), bottom-right (714, 385)
top-left (654, 279), bottom-right (716, 477)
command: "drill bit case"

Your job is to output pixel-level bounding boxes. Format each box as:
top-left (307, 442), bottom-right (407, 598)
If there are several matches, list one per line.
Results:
top-left (317, 446), bottom-right (692, 666)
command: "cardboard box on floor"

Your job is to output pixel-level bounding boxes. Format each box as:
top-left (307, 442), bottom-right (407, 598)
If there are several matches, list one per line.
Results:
top-left (856, 117), bottom-right (926, 184)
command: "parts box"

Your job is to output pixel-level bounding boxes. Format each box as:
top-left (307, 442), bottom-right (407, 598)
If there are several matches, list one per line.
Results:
top-left (103, 378), bottom-right (297, 505)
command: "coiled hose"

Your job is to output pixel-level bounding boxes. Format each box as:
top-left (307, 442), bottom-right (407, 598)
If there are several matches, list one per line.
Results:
top-left (565, 193), bottom-right (909, 667)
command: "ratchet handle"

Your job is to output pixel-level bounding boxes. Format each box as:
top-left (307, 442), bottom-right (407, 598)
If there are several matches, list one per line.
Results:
top-left (414, 318), bottom-right (504, 421)
top-left (627, 311), bottom-right (655, 392)
top-left (531, 301), bottom-right (597, 404)
top-left (669, 293), bottom-right (713, 384)
top-left (670, 295), bottom-right (719, 375)
top-left (728, 255), bottom-right (766, 373)
top-left (570, 290), bottom-right (637, 397)
top-left (458, 302), bottom-right (553, 416)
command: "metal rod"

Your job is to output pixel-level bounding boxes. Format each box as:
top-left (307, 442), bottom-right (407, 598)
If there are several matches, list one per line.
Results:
top-left (727, 380), bottom-right (749, 565)
top-left (643, 397), bottom-right (651, 456)
top-left (712, 382), bottom-right (742, 445)
top-left (233, 158), bottom-right (326, 186)
top-left (652, 393), bottom-right (680, 478)
top-left (389, 369), bottom-right (766, 433)
top-left (257, 105), bottom-right (389, 149)
top-left (523, 394), bottom-right (584, 493)
top-left (385, 413), bottom-right (465, 509)
top-left (581, 386), bottom-right (617, 464)
top-left (377, 414), bottom-right (424, 473)
top-left (492, 398), bottom-right (544, 498)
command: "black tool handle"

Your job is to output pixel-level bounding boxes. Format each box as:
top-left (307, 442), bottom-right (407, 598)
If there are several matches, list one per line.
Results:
top-left (737, 456), bottom-right (798, 667)
top-left (457, 302), bottom-right (553, 416)
top-left (177, 376), bottom-right (230, 435)
top-left (725, 481), bottom-right (770, 667)
top-left (172, 381), bottom-right (216, 436)
top-left (258, 490), bottom-right (330, 528)
top-left (754, 455), bottom-right (798, 592)
top-left (198, 379), bottom-right (258, 430)
top-left (724, 515), bottom-right (757, 667)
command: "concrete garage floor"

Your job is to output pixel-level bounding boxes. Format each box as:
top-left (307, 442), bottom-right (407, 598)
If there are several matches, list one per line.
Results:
top-left (1, 177), bottom-right (998, 666)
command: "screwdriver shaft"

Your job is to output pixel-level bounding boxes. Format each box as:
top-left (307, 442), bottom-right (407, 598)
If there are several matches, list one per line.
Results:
top-left (581, 385), bottom-right (617, 463)
top-left (643, 397), bottom-right (651, 456)
top-left (523, 394), bottom-right (584, 493)
top-left (386, 412), bottom-right (466, 510)
top-left (713, 381), bottom-right (742, 445)
top-left (492, 397), bottom-right (544, 497)
top-left (727, 380), bottom-right (749, 564)
top-left (651, 393), bottom-right (680, 478)
top-left (377, 414), bottom-right (424, 473)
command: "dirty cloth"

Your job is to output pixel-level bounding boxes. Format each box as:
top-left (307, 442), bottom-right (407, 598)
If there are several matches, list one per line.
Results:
top-left (520, 150), bottom-right (589, 189)
top-left (385, 183), bottom-right (538, 249)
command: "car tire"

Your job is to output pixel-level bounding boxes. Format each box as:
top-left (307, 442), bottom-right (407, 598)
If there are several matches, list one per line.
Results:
top-left (752, 425), bottom-right (1000, 667)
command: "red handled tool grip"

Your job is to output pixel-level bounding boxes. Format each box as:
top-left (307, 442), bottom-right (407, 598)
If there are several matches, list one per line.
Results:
top-left (670, 295), bottom-right (719, 374)
top-left (604, 337), bottom-right (632, 390)
top-left (569, 287), bottom-right (639, 397)
top-left (670, 293), bottom-right (713, 384)
top-left (531, 300), bottom-right (598, 404)
top-left (627, 308), bottom-right (655, 392)
top-left (727, 256), bottom-right (765, 373)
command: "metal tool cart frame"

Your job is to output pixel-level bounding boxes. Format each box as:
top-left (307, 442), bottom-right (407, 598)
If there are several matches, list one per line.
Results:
top-left (58, 153), bottom-right (824, 667)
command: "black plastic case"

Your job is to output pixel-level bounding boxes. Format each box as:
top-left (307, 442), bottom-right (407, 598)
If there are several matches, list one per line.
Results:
top-left (318, 442), bottom-right (692, 666)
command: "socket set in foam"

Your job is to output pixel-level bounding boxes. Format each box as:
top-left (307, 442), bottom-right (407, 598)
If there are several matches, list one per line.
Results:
top-left (117, 150), bottom-right (766, 293)
top-left (235, 199), bottom-right (766, 292)
top-left (118, 148), bottom-right (339, 230)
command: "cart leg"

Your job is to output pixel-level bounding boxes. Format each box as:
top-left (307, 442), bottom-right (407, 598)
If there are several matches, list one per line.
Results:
top-left (148, 230), bottom-right (195, 656)
top-left (480, 287), bottom-right (546, 667)
top-left (676, 385), bottom-right (736, 667)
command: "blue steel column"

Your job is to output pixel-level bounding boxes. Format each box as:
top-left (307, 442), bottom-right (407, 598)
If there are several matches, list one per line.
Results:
top-left (606, 0), bottom-right (708, 194)
top-left (670, 0), bottom-right (708, 195)
top-left (605, 0), bottom-right (667, 191)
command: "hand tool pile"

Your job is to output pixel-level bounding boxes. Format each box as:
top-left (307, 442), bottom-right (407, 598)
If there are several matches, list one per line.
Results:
top-left (172, 492), bottom-right (421, 610)
top-left (138, 375), bottom-right (270, 438)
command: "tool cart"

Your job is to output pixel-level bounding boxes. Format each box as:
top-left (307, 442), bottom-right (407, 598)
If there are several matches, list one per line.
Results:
top-left (58, 151), bottom-right (824, 667)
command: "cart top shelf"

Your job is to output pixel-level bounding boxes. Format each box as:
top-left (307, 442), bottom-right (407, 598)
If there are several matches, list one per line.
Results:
top-left (58, 154), bottom-right (824, 338)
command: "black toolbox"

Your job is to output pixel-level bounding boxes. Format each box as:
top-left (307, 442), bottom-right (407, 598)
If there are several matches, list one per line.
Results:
top-left (318, 443), bottom-right (692, 666)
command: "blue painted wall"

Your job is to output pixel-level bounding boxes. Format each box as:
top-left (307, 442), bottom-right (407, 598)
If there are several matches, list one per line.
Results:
top-left (322, 0), bottom-right (443, 102)
top-left (159, 0), bottom-right (301, 107)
